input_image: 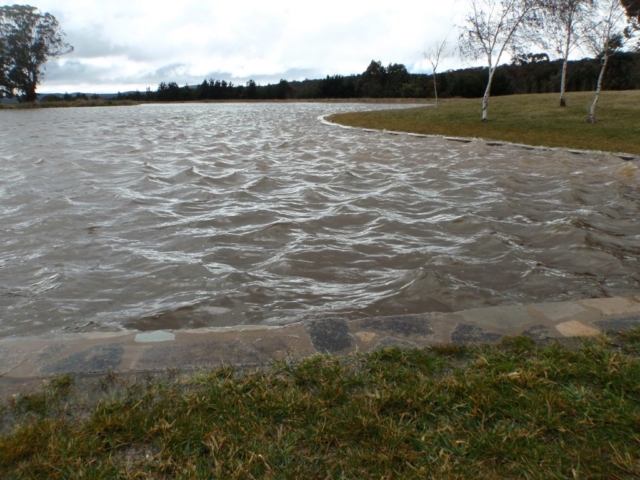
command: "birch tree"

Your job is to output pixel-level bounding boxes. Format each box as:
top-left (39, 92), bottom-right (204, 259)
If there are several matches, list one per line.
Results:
top-left (459, 0), bottom-right (540, 121)
top-left (582, 0), bottom-right (628, 123)
top-left (540, 0), bottom-right (594, 106)
top-left (423, 38), bottom-right (451, 110)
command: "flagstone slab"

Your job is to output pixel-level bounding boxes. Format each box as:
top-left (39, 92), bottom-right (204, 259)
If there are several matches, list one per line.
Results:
top-left (136, 338), bottom-right (273, 370)
top-left (304, 318), bottom-right (354, 354)
top-left (451, 324), bottom-right (502, 344)
top-left (522, 325), bottom-right (556, 341)
top-left (40, 344), bottom-right (124, 375)
top-left (351, 315), bottom-right (433, 337)
top-left (459, 305), bottom-right (536, 330)
top-left (135, 330), bottom-right (175, 343)
top-left (595, 316), bottom-right (640, 331)
top-left (0, 346), bottom-right (27, 376)
top-left (555, 321), bottom-right (600, 338)
top-left (579, 297), bottom-right (640, 316)
top-left (353, 332), bottom-right (378, 344)
top-left (529, 302), bottom-right (589, 321)
top-left (34, 344), bottom-right (70, 366)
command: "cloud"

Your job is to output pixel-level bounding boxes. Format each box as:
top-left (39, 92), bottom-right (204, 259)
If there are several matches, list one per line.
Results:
top-left (16, 0), bottom-right (469, 93)
top-left (42, 57), bottom-right (326, 94)
top-left (64, 25), bottom-right (129, 59)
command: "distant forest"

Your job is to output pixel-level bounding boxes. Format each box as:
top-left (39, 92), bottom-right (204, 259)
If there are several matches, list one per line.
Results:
top-left (46, 52), bottom-right (640, 103)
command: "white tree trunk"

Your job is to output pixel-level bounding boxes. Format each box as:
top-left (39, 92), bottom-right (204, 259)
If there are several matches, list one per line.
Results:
top-left (433, 74), bottom-right (438, 110)
top-left (588, 54), bottom-right (608, 123)
top-left (559, 26), bottom-right (572, 107)
top-left (482, 68), bottom-right (496, 122)
top-left (559, 59), bottom-right (568, 106)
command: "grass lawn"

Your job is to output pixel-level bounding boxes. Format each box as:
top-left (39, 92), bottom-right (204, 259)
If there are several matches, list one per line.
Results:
top-left (2, 330), bottom-right (640, 479)
top-left (327, 91), bottom-right (640, 156)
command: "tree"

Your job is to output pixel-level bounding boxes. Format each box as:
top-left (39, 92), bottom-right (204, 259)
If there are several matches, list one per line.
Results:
top-left (538, 0), bottom-right (594, 106)
top-left (424, 38), bottom-right (452, 110)
top-left (459, 0), bottom-right (541, 121)
top-left (384, 63), bottom-right (409, 97)
top-left (276, 79), bottom-right (292, 99)
top-left (358, 60), bottom-right (386, 97)
top-left (621, 0), bottom-right (639, 48)
top-left (0, 5), bottom-right (73, 102)
top-left (246, 79), bottom-right (258, 99)
top-left (583, 0), bottom-right (629, 123)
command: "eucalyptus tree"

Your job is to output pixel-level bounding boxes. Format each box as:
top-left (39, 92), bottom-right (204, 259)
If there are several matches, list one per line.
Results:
top-left (459, 0), bottom-right (542, 121)
top-left (358, 60), bottom-right (386, 97)
top-left (582, 0), bottom-right (629, 123)
top-left (540, 0), bottom-right (594, 106)
top-left (424, 38), bottom-right (452, 110)
top-left (0, 5), bottom-right (73, 102)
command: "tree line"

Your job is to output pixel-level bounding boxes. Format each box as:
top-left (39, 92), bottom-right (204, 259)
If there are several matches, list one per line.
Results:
top-left (110, 52), bottom-right (639, 103)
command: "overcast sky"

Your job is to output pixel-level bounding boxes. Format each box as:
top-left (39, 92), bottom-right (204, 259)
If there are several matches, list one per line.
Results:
top-left (2, 0), bottom-right (470, 93)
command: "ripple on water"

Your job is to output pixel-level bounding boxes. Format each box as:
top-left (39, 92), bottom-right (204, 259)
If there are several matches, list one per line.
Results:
top-left (0, 103), bottom-right (639, 337)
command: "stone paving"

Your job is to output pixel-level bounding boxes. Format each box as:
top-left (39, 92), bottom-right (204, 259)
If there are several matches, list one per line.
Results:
top-left (1, 296), bottom-right (640, 397)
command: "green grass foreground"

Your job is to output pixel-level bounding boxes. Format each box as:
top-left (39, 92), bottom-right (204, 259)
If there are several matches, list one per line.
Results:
top-left (327, 91), bottom-right (640, 156)
top-left (2, 332), bottom-right (640, 478)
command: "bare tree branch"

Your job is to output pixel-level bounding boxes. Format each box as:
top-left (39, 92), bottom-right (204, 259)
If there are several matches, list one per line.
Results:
top-left (533, 0), bottom-right (595, 106)
top-left (424, 37), bottom-right (452, 110)
top-left (582, 0), bottom-right (630, 123)
top-left (459, 0), bottom-right (542, 121)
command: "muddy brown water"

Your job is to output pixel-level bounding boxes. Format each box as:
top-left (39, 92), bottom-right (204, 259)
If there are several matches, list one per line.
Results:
top-left (1, 103), bottom-right (639, 338)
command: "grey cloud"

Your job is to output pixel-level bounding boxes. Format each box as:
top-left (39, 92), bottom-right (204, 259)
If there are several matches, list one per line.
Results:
top-left (44, 60), bottom-right (95, 82)
top-left (109, 11), bottom-right (288, 64)
top-left (140, 64), bottom-right (325, 87)
top-left (38, 60), bottom-right (127, 90)
top-left (149, 64), bottom-right (191, 81)
top-left (64, 26), bottom-right (129, 59)
top-left (192, 68), bottom-right (326, 86)
top-left (40, 58), bottom-right (325, 93)
top-left (274, 68), bottom-right (321, 81)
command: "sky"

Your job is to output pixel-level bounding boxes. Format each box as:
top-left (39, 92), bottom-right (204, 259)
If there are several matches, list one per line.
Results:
top-left (1, 0), bottom-right (469, 93)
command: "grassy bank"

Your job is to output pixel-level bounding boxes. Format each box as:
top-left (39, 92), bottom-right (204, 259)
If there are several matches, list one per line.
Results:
top-left (327, 91), bottom-right (640, 156)
top-left (2, 330), bottom-right (639, 479)
top-left (0, 99), bottom-right (141, 109)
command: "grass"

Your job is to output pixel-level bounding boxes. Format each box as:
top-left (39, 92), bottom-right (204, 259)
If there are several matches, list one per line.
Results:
top-left (2, 330), bottom-right (640, 479)
top-left (327, 91), bottom-right (640, 156)
top-left (0, 99), bottom-right (141, 109)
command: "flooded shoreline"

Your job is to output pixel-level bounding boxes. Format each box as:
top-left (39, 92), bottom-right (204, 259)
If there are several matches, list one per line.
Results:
top-left (1, 103), bottom-right (639, 338)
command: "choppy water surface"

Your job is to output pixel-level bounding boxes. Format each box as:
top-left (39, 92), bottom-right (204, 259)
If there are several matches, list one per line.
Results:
top-left (1, 103), bottom-right (639, 338)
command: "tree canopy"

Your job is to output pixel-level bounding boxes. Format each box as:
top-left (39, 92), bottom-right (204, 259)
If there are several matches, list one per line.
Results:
top-left (0, 4), bottom-right (73, 102)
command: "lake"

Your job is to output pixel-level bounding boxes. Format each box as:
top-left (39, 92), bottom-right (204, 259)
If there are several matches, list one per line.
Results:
top-left (1, 102), bottom-right (639, 338)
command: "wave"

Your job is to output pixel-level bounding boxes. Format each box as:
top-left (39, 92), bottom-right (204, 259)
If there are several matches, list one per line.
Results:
top-left (1, 102), bottom-right (638, 337)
